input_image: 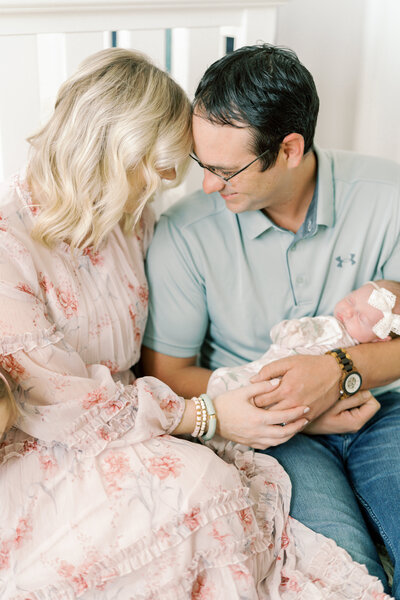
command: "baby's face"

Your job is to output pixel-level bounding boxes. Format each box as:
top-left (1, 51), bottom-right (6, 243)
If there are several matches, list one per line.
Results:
top-left (334, 284), bottom-right (385, 343)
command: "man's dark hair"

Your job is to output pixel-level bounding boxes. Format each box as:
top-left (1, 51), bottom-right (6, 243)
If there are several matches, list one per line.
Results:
top-left (193, 44), bottom-right (319, 170)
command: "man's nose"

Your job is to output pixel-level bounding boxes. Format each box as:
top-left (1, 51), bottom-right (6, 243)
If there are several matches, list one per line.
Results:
top-left (202, 170), bottom-right (226, 195)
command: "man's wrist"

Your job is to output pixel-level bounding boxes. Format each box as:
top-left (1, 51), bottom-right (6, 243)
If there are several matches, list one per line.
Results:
top-left (325, 348), bottom-right (363, 398)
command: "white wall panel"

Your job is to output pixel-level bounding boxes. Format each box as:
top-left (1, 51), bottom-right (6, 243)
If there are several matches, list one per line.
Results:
top-left (118, 30), bottom-right (166, 68)
top-left (0, 35), bottom-right (40, 179)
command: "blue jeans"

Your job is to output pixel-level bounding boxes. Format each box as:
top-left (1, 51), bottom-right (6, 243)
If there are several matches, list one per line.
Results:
top-left (262, 391), bottom-right (400, 598)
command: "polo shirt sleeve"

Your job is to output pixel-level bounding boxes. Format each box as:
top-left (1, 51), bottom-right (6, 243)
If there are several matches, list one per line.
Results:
top-left (143, 214), bottom-right (208, 358)
top-left (382, 236), bottom-right (400, 280)
top-left (381, 187), bottom-right (400, 280)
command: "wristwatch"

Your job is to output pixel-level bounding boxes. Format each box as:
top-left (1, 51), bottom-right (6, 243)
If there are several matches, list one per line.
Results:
top-left (326, 348), bottom-right (362, 398)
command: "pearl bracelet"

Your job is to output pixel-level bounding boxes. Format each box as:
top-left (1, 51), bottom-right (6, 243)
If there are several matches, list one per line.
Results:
top-left (191, 396), bottom-right (207, 438)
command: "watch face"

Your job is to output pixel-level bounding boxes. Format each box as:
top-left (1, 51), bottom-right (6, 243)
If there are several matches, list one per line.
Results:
top-left (344, 372), bottom-right (362, 395)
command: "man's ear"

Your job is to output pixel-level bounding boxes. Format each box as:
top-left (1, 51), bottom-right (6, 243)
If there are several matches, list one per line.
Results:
top-left (281, 133), bottom-right (305, 168)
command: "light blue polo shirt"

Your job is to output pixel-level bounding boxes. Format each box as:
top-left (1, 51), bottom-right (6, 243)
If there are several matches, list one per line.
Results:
top-left (144, 147), bottom-right (400, 391)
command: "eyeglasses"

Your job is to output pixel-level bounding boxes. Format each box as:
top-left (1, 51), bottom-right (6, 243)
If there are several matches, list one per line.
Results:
top-left (189, 149), bottom-right (271, 182)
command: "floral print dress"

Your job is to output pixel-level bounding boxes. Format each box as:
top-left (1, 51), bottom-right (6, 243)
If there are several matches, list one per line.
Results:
top-left (0, 174), bottom-right (392, 600)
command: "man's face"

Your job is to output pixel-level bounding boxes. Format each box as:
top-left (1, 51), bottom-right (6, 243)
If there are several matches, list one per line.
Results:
top-left (192, 111), bottom-right (288, 214)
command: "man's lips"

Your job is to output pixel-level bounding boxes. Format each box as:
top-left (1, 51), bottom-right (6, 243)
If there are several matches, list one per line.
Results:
top-left (220, 191), bottom-right (238, 200)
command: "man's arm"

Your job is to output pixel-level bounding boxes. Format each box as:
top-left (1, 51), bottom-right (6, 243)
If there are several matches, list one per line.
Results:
top-left (346, 337), bottom-right (400, 389)
top-left (252, 338), bottom-right (400, 420)
top-left (141, 347), bottom-right (211, 398)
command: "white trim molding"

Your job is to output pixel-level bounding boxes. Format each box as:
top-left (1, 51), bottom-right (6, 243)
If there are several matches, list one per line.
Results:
top-left (0, 1), bottom-right (289, 35)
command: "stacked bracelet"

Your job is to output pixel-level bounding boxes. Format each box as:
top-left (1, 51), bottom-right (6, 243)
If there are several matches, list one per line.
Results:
top-left (191, 396), bottom-right (207, 438)
top-left (190, 394), bottom-right (218, 441)
top-left (199, 393), bottom-right (217, 441)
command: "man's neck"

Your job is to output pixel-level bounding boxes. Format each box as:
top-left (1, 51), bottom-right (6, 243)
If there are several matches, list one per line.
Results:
top-left (263, 150), bottom-right (317, 233)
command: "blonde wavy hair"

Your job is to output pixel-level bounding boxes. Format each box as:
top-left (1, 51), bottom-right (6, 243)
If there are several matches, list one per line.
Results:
top-left (27, 48), bottom-right (192, 249)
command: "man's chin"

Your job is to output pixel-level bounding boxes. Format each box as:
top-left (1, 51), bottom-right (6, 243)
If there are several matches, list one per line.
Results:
top-left (220, 192), bottom-right (244, 212)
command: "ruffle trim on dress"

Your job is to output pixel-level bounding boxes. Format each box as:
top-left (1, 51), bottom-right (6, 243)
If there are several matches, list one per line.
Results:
top-left (0, 326), bottom-right (64, 356)
top-left (0, 385), bottom-right (136, 462)
top-left (303, 532), bottom-right (393, 599)
top-left (60, 383), bottom-right (138, 456)
top-left (0, 433), bottom-right (43, 466)
top-left (10, 486), bottom-right (272, 600)
top-left (58, 380), bottom-right (181, 456)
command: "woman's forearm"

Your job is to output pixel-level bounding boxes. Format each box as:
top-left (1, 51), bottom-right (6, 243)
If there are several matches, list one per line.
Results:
top-left (171, 399), bottom-right (197, 436)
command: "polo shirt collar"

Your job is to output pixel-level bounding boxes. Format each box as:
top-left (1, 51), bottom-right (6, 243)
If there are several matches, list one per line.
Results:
top-left (238, 208), bottom-right (274, 239)
top-left (238, 146), bottom-right (334, 240)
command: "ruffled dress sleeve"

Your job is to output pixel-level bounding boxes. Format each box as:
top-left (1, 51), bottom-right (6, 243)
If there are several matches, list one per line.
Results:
top-left (0, 189), bottom-right (183, 456)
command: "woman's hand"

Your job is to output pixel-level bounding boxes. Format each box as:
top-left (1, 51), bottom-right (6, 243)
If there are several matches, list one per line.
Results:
top-left (303, 391), bottom-right (380, 435)
top-left (213, 381), bottom-right (310, 450)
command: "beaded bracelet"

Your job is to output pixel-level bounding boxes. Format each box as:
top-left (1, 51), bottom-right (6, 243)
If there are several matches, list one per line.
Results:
top-left (191, 397), bottom-right (202, 437)
top-left (191, 396), bottom-right (207, 438)
top-left (198, 395), bottom-right (208, 438)
top-left (199, 393), bottom-right (217, 441)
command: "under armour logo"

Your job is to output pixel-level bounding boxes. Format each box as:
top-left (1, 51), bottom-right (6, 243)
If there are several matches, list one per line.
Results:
top-left (336, 254), bottom-right (356, 268)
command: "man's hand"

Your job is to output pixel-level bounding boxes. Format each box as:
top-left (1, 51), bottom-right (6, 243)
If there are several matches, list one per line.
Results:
top-left (251, 354), bottom-right (342, 420)
top-left (303, 391), bottom-right (380, 435)
top-left (213, 381), bottom-right (310, 450)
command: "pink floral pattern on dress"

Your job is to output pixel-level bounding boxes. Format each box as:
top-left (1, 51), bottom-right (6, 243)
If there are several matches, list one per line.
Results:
top-left (238, 507), bottom-right (253, 532)
top-left (0, 354), bottom-right (26, 380)
top-left (39, 454), bottom-right (59, 477)
top-left (38, 272), bottom-right (53, 293)
top-left (159, 394), bottom-right (181, 413)
top-left (82, 387), bottom-right (107, 410)
top-left (146, 454), bottom-right (183, 480)
top-left (102, 452), bottom-right (131, 495)
top-left (15, 282), bottom-right (36, 297)
top-left (183, 506), bottom-right (201, 532)
top-left (0, 515), bottom-right (32, 571)
top-left (137, 284), bottom-right (149, 306)
top-left (83, 246), bottom-right (104, 266)
top-left (55, 286), bottom-right (78, 319)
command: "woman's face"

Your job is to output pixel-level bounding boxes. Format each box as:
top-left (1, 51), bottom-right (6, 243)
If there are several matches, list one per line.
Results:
top-left (124, 167), bottom-right (176, 213)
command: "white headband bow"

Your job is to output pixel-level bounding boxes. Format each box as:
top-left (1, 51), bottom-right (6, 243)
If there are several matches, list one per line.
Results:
top-left (368, 282), bottom-right (400, 339)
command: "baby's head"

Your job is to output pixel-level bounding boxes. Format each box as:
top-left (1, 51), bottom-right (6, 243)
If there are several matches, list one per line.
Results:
top-left (334, 280), bottom-right (400, 343)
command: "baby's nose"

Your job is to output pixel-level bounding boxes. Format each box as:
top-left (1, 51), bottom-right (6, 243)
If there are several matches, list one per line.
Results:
top-left (343, 305), bottom-right (354, 318)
